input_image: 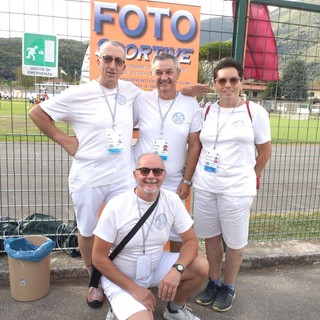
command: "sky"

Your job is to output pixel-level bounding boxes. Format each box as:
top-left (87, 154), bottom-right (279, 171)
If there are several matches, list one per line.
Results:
top-left (0, 0), bottom-right (233, 40)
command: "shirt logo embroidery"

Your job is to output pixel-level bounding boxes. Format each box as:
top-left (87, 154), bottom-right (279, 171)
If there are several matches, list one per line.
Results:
top-left (155, 213), bottom-right (167, 229)
top-left (172, 112), bottom-right (185, 124)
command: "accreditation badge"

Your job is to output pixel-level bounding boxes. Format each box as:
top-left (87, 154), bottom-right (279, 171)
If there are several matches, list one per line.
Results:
top-left (106, 129), bottom-right (123, 153)
top-left (153, 139), bottom-right (168, 160)
top-left (204, 150), bottom-right (219, 173)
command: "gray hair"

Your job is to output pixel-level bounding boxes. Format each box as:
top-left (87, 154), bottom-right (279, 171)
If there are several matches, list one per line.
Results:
top-left (151, 53), bottom-right (180, 71)
top-left (99, 40), bottom-right (126, 55)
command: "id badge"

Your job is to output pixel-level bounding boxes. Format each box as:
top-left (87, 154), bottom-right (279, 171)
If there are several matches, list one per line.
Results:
top-left (204, 150), bottom-right (219, 173)
top-left (153, 139), bottom-right (168, 160)
top-left (106, 130), bottom-right (123, 154)
top-left (136, 254), bottom-right (151, 280)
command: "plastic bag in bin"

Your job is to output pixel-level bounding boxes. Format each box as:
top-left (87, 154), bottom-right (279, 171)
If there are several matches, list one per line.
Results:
top-left (4, 237), bottom-right (55, 262)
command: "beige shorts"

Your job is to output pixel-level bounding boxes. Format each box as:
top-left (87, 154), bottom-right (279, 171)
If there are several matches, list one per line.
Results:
top-left (192, 188), bottom-right (254, 249)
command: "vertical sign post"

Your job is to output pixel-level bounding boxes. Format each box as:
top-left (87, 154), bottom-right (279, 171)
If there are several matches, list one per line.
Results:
top-left (23, 33), bottom-right (58, 77)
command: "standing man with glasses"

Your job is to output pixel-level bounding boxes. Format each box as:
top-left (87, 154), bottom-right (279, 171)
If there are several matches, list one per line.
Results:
top-left (29, 40), bottom-right (141, 308)
top-left (133, 53), bottom-right (202, 252)
top-left (92, 153), bottom-right (208, 320)
top-left (29, 40), bottom-right (209, 308)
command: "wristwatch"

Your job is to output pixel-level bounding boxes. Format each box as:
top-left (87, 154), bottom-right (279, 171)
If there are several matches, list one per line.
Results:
top-left (172, 263), bottom-right (185, 273)
top-left (182, 179), bottom-right (192, 186)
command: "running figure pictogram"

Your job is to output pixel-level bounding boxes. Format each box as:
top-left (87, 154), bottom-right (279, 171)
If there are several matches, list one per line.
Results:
top-left (26, 45), bottom-right (38, 61)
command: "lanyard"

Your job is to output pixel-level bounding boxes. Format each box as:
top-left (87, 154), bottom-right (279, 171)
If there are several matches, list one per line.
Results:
top-left (99, 83), bottom-right (119, 130)
top-left (214, 97), bottom-right (241, 150)
top-left (157, 92), bottom-right (178, 139)
top-left (136, 194), bottom-right (158, 254)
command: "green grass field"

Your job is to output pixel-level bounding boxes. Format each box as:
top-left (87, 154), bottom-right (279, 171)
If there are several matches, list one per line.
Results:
top-left (1, 99), bottom-right (320, 142)
top-left (0, 99), bottom-right (71, 138)
top-left (270, 113), bottom-right (320, 143)
top-left (249, 211), bottom-right (320, 241)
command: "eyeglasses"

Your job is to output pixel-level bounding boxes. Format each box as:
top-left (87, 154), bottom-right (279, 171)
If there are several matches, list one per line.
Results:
top-left (99, 55), bottom-right (125, 66)
top-left (136, 167), bottom-right (165, 177)
top-left (214, 77), bottom-right (241, 86)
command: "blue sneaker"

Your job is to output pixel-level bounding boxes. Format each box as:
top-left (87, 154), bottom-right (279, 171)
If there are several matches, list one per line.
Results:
top-left (195, 280), bottom-right (220, 306)
top-left (212, 284), bottom-right (235, 312)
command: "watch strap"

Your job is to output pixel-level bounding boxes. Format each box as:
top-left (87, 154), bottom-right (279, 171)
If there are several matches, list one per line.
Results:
top-left (182, 179), bottom-right (192, 186)
top-left (172, 263), bottom-right (184, 273)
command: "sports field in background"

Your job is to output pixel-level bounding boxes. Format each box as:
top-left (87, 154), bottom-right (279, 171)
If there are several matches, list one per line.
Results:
top-left (0, 100), bottom-right (71, 137)
top-left (0, 99), bottom-right (319, 143)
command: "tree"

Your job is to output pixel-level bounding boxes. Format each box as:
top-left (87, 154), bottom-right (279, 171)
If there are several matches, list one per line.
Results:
top-left (262, 81), bottom-right (283, 100)
top-left (14, 66), bottom-right (34, 88)
top-left (199, 41), bottom-right (232, 61)
top-left (0, 38), bottom-right (21, 81)
top-left (198, 41), bottom-right (232, 84)
top-left (197, 60), bottom-right (210, 84)
top-left (281, 59), bottom-right (308, 100)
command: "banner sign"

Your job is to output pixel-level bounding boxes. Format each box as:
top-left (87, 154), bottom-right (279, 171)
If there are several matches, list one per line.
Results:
top-left (90, 0), bottom-right (201, 90)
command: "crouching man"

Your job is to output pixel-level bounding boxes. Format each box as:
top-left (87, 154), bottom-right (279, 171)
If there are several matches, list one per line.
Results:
top-left (92, 153), bottom-right (208, 320)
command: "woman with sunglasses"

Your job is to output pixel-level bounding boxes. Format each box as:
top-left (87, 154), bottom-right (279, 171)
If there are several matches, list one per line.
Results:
top-left (192, 57), bottom-right (272, 313)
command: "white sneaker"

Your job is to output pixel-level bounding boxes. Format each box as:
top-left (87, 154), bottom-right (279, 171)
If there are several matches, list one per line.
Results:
top-left (106, 307), bottom-right (117, 320)
top-left (163, 305), bottom-right (201, 320)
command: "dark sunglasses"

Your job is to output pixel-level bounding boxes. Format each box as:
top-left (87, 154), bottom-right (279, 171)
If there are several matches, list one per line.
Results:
top-left (99, 55), bottom-right (125, 66)
top-left (136, 167), bottom-right (165, 177)
top-left (215, 77), bottom-right (241, 86)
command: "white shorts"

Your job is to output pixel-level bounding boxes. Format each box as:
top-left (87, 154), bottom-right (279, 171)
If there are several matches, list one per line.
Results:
top-left (101, 252), bottom-right (179, 320)
top-left (192, 189), bottom-right (254, 249)
top-left (70, 177), bottom-right (136, 237)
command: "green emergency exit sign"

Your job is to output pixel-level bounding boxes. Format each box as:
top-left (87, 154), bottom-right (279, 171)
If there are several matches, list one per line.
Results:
top-left (23, 33), bottom-right (58, 77)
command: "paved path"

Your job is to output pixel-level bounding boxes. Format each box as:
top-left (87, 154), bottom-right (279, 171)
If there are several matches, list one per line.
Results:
top-left (1, 264), bottom-right (320, 320)
top-left (1, 240), bottom-right (320, 320)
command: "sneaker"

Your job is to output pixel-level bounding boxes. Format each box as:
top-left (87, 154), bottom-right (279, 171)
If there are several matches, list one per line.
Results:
top-left (212, 284), bottom-right (235, 312)
top-left (106, 307), bottom-right (118, 320)
top-left (195, 280), bottom-right (220, 306)
top-left (87, 286), bottom-right (104, 308)
top-left (163, 304), bottom-right (200, 320)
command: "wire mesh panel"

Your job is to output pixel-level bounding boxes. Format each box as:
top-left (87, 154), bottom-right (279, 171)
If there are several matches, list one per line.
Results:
top-left (0, 0), bottom-right (90, 252)
top-left (249, 1), bottom-right (320, 241)
top-left (0, 0), bottom-right (320, 253)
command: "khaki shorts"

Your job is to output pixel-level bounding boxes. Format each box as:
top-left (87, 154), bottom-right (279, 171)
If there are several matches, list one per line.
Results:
top-left (192, 188), bottom-right (254, 249)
